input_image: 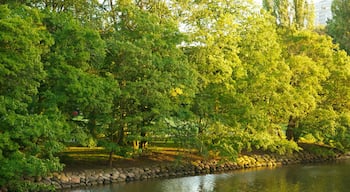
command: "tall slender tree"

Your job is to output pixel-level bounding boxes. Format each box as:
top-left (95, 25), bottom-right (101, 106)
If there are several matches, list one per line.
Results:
top-left (263, 0), bottom-right (314, 29)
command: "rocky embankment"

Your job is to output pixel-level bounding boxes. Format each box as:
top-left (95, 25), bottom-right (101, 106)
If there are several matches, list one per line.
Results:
top-left (31, 151), bottom-right (343, 190)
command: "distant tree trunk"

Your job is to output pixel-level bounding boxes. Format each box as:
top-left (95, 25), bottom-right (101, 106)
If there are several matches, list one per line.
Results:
top-left (109, 123), bottom-right (126, 166)
top-left (133, 140), bottom-right (139, 150)
top-left (88, 111), bottom-right (97, 138)
top-left (117, 124), bottom-right (126, 145)
top-left (286, 116), bottom-right (297, 141)
top-left (108, 150), bottom-right (113, 167)
top-left (107, 131), bottom-right (115, 167)
top-left (139, 131), bottom-right (147, 149)
top-left (108, 0), bottom-right (117, 25)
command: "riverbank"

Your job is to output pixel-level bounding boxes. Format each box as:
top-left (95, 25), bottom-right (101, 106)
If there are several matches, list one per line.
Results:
top-left (33, 150), bottom-right (347, 191)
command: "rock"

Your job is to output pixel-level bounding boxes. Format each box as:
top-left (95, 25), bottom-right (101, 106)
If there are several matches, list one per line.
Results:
top-left (87, 175), bottom-right (98, 182)
top-left (127, 172), bottom-right (135, 178)
top-left (70, 176), bottom-right (81, 184)
top-left (111, 174), bottom-right (119, 180)
top-left (113, 170), bottom-right (120, 176)
top-left (60, 174), bottom-right (69, 183)
top-left (72, 183), bottom-right (81, 188)
top-left (51, 181), bottom-right (62, 189)
top-left (61, 184), bottom-right (72, 189)
top-left (119, 173), bottom-right (127, 180)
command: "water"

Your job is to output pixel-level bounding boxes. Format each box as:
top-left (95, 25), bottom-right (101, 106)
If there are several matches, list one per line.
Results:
top-left (69, 159), bottom-right (350, 192)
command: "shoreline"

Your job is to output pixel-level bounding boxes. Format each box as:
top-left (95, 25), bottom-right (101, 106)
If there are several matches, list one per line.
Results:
top-left (31, 151), bottom-right (348, 191)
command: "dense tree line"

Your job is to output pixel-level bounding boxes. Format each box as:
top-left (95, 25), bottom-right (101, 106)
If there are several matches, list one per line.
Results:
top-left (1, 0), bottom-right (350, 190)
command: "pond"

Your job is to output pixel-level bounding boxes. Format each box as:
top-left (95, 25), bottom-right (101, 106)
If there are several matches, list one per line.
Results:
top-left (68, 158), bottom-right (350, 192)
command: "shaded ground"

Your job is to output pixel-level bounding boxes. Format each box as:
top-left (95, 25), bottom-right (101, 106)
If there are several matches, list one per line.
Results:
top-left (60, 147), bottom-right (205, 172)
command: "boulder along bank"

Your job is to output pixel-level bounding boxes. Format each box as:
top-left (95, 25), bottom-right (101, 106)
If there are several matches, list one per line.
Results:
top-left (32, 151), bottom-right (345, 190)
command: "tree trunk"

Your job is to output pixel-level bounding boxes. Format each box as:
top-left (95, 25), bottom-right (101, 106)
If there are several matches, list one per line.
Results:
top-left (139, 131), bottom-right (147, 150)
top-left (117, 124), bottom-right (125, 145)
top-left (108, 150), bottom-right (114, 167)
top-left (286, 116), bottom-right (297, 141)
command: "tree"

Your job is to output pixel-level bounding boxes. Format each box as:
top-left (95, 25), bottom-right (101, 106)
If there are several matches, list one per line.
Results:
top-left (179, 0), bottom-right (244, 157)
top-left (235, 11), bottom-right (290, 134)
top-left (278, 30), bottom-right (331, 141)
top-left (263, 0), bottom-right (314, 29)
top-left (39, 11), bottom-right (119, 148)
top-left (0, 5), bottom-right (68, 191)
top-left (326, 0), bottom-right (350, 54)
top-left (103, 0), bottom-right (197, 157)
top-left (180, 0), bottom-right (300, 157)
top-left (298, 45), bottom-right (350, 150)
top-left (278, 28), bottom-right (350, 151)
top-left (0, 0), bottom-right (105, 29)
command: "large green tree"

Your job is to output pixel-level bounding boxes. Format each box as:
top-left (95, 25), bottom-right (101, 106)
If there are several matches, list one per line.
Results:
top-left (179, 0), bottom-right (245, 157)
top-left (278, 28), bottom-right (350, 152)
top-left (297, 44), bottom-right (350, 150)
top-left (326, 0), bottom-right (350, 54)
top-left (39, 11), bottom-right (119, 148)
top-left (0, 5), bottom-right (68, 191)
top-left (279, 30), bottom-right (330, 141)
top-left (103, 0), bottom-right (197, 155)
top-left (180, 0), bottom-right (300, 157)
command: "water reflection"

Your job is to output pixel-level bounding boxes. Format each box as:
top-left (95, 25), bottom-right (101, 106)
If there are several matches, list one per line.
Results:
top-left (70, 159), bottom-right (350, 192)
top-left (159, 174), bottom-right (217, 191)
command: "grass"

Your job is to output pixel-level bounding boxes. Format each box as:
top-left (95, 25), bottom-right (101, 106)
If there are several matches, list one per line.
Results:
top-left (59, 146), bottom-right (204, 172)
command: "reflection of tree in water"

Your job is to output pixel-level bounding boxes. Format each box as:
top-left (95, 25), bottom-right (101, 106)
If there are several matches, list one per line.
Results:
top-left (285, 166), bottom-right (300, 184)
top-left (191, 175), bottom-right (216, 192)
top-left (152, 175), bottom-right (217, 192)
top-left (283, 166), bottom-right (301, 192)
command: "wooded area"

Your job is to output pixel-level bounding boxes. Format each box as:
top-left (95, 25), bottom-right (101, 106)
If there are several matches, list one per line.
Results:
top-left (1, 0), bottom-right (350, 191)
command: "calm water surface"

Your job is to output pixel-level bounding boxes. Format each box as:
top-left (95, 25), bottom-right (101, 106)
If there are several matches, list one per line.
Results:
top-left (69, 159), bottom-right (350, 192)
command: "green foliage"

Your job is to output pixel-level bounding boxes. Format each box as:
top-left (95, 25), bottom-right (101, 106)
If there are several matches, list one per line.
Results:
top-left (40, 11), bottom-right (119, 147)
top-left (302, 144), bottom-right (338, 157)
top-left (1, 1), bottom-right (350, 190)
top-left (0, 5), bottom-right (67, 189)
top-left (164, 117), bottom-right (199, 149)
top-left (201, 122), bottom-right (243, 160)
top-left (235, 10), bottom-right (290, 131)
top-left (335, 112), bottom-right (350, 149)
top-left (182, 0), bottom-right (248, 157)
top-left (280, 30), bottom-right (350, 150)
top-left (103, 1), bottom-right (197, 150)
top-left (326, 0), bottom-right (350, 54)
top-left (99, 139), bottom-right (121, 155)
top-left (248, 132), bottom-right (301, 154)
top-left (299, 110), bottom-right (350, 150)
top-left (0, 5), bottom-right (47, 103)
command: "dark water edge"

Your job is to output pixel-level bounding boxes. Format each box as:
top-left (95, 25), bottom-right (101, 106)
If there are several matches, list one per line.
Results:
top-left (64, 158), bottom-right (350, 192)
